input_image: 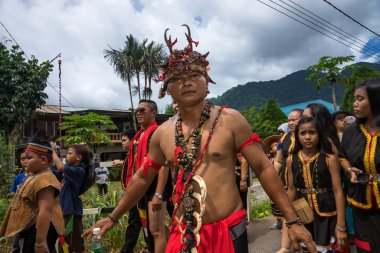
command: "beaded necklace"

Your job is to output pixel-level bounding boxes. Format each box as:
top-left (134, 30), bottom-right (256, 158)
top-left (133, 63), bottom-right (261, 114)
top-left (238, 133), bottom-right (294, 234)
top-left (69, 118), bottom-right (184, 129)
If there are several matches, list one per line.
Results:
top-left (171, 101), bottom-right (226, 253)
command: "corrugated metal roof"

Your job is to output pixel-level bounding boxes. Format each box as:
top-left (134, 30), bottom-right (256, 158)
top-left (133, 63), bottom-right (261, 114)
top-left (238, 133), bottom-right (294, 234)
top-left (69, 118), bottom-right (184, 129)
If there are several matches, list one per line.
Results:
top-left (37, 105), bottom-right (131, 114)
top-left (280, 99), bottom-right (339, 116)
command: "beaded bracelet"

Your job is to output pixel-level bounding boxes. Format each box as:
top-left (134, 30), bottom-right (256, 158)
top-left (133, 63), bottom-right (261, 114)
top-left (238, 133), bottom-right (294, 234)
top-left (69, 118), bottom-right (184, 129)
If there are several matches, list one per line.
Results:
top-left (285, 217), bottom-right (302, 228)
top-left (108, 214), bottom-right (119, 224)
top-left (335, 225), bottom-right (347, 232)
top-left (35, 241), bottom-right (47, 247)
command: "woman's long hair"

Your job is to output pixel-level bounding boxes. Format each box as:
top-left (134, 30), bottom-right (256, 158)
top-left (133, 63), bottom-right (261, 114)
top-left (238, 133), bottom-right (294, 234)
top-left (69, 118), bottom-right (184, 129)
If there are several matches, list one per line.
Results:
top-left (355, 78), bottom-right (380, 127)
top-left (293, 117), bottom-right (334, 155)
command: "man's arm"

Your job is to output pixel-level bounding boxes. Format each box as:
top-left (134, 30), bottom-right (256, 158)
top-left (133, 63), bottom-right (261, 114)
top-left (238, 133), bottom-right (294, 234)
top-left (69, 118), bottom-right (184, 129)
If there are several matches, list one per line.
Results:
top-left (82, 128), bottom-right (166, 240)
top-left (50, 142), bottom-right (65, 172)
top-left (237, 154), bottom-right (248, 192)
top-left (35, 186), bottom-right (55, 253)
top-left (151, 166), bottom-right (170, 211)
top-left (274, 149), bottom-right (284, 173)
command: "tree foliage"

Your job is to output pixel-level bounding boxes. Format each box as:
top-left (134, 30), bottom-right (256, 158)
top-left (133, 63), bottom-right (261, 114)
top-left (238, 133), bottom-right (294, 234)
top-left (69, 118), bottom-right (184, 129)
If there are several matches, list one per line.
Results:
top-left (0, 134), bottom-right (15, 197)
top-left (0, 42), bottom-right (53, 144)
top-left (241, 99), bottom-right (287, 139)
top-left (104, 35), bottom-right (166, 130)
top-left (340, 64), bottom-right (380, 111)
top-left (164, 103), bottom-right (175, 115)
top-left (60, 113), bottom-right (117, 148)
top-left (306, 55), bottom-right (355, 112)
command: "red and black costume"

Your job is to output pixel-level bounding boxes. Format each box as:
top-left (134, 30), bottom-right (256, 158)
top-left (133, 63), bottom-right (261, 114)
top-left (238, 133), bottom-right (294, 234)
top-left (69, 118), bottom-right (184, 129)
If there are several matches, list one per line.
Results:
top-left (291, 151), bottom-right (337, 247)
top-left (339, 124), bottom-right (380, 253)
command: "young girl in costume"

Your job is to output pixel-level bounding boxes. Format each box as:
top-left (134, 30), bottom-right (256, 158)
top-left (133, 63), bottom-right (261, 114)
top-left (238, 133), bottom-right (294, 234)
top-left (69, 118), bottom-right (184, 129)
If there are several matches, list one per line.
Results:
top-left (287, 117), bottom-right (347, 253)
top-left (51, 143), bottom-right (92, 253)
top-left (0, 143), bottom-right (66, 253)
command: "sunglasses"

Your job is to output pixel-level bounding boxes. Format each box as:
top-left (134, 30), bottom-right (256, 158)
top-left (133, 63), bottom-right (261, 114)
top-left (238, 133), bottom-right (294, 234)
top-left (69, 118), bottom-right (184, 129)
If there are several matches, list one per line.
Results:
top-left (135, 107), bottom-right (149, 115)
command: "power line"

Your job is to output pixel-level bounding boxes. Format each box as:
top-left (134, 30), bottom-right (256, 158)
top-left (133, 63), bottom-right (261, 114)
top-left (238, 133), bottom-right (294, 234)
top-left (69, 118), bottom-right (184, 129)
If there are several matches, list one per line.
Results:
top-left (288, 0), bottom-right (380, 53)
top-left (322, 0), bottom-right (380, 38)
top-left (0, 19), bottom-right (79, 110)
top-left (283, 0), bottom-right (380, 58)
top-left (268, 0), bottom-right (380, 60)
top-left (257, 0), bottom-right (380, 62)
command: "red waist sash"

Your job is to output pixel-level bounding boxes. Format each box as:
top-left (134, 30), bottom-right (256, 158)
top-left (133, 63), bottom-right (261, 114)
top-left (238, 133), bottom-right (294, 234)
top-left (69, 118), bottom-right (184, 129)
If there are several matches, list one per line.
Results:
top-left (166, 209), bottom-right (246, 253)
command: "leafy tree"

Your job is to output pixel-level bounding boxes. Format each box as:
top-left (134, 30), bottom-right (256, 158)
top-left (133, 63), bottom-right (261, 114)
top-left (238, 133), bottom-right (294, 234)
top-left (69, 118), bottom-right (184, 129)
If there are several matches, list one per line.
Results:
top-left (0, 42), bottom-right (53, 144)
top-left (60, 113), bottom-right (117, 153)
top-left (251, 99), bottom-right (287, 139)
top-left (340, 64), bottom-right (380, 111)
top-left (0, 134), bottom-right (15, 197)
top-left (141, 41), bottom-right (166, 99)
top-left (241, 106), bottom-right (256, 127)
top-left (306, 55), bottom-right (355, 112)
top-left (164, 103), bottom-right (175, 115)
top-left (105, 35), bottom-right (137, 130)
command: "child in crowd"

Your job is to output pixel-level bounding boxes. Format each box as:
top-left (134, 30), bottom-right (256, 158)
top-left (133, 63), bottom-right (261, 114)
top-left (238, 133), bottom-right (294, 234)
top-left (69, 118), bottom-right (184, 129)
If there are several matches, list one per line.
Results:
top-left (286, 117), bottom-right (347, 253)
top-left (0, 143), bottom-right (65, 252)
top-left (50, 143), bottom-right (92, 253)
top-left (261, 135), bottom-right (282, 230)
top-left (10, 152), bottom-right (28, 194)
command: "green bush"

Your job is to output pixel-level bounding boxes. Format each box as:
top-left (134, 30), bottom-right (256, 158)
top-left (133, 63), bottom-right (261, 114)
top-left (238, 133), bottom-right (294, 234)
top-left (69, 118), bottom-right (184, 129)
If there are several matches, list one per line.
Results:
top-left (108, 166), bottom-right (121, 181)
top-left (0, 198), bottom-right (11, 225)
top-left (250, 199), bottom-right (271, 219)
top-left (0, 135), bottom-right (15, 197)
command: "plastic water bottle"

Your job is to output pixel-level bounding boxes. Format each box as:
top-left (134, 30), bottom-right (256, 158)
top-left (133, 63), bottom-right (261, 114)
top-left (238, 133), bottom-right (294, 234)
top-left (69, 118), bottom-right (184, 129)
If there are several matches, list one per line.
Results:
top-left (90, 228), bottom-right (106, 253)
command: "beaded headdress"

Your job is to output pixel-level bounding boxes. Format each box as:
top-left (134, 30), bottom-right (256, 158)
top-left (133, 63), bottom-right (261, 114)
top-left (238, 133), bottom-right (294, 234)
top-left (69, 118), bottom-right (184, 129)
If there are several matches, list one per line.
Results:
top-left (25, 143), bottom-right (53, 157)
top-left (157, 24), bottom-right (215, 99)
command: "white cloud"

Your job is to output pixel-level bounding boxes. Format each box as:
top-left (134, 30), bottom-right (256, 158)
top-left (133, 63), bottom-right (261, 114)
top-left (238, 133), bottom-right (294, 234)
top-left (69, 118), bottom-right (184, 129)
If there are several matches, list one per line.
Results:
top-left (1, 0), bottom-right (379, 111)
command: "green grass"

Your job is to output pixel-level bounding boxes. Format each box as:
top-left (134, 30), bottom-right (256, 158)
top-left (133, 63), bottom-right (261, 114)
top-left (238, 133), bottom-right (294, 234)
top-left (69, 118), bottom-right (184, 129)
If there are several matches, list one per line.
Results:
top-left (250, 199), bottom-right (271, 219)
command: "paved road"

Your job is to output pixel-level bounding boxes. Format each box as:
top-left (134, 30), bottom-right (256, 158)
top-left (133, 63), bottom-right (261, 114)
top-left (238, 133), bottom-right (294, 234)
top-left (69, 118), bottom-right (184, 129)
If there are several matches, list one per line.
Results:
top-left (248, 215), bottom-right (282, 253)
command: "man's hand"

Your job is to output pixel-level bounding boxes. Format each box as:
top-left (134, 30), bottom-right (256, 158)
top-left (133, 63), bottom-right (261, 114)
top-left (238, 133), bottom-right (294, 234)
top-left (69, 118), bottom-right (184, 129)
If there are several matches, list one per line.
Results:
top-left (239, 180), bottom-right (248, 192)
top-left (152, 195), bottom-right (163, 211)
top-left (113, 159), bottom-right (123, 166)
top-left (81, 217), bottom-right (116, 242)
top-left (288, 224), bottom-right (317, 253)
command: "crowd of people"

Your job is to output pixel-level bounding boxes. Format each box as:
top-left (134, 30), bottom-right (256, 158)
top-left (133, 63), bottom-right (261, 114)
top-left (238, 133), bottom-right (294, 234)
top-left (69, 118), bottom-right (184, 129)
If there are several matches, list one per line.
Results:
top-left (1, 25), bottom-right (380, 253)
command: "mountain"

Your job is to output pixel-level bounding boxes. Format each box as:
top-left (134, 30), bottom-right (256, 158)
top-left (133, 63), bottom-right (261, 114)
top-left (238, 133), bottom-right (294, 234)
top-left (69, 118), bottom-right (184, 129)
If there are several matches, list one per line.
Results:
top-left (211, 62), bottom-right (380, 110)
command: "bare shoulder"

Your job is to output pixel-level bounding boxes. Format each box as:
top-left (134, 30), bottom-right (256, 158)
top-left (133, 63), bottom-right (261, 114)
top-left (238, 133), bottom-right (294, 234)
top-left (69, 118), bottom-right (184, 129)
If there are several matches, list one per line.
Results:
top-left (219, 107), bottom-right (251, 131)
top-left (219, 107), bottom-right (247, 124)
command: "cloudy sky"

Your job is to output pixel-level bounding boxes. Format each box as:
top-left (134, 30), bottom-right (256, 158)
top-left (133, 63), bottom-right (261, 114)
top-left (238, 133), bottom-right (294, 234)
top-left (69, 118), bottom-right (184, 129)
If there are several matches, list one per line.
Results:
top-left (1, 0), bottom-right (380, 112)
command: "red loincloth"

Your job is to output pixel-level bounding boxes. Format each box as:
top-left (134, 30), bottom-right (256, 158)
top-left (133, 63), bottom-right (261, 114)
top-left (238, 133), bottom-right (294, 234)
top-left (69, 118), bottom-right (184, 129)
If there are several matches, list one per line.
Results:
top-left (166, 209), bottom-right (246, 253)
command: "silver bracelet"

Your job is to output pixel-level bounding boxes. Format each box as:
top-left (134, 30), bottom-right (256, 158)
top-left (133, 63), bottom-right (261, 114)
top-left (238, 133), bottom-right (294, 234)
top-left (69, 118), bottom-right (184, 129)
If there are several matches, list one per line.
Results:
top-left (335, 225), bottom-right (347, 232)
top-left (35, 241), bottom-right (47, 247)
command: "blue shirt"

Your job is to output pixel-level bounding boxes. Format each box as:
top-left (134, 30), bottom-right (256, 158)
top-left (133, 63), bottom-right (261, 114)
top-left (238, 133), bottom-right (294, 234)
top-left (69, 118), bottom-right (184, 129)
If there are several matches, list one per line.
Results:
top-left (10, 171), bottom-right (26, 193)
top-left (59, 165), bottom-right (85, 216)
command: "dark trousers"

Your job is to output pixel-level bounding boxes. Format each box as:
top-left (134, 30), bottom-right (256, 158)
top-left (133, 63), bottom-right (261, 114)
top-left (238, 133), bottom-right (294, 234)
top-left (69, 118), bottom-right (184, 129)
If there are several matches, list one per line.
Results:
top-left (121, 205), bottom-right (142, 253)
top-left (353, 207), bottom-right (380, 253)
top-left (233, 230), bottom-right (249, 253)
top-left (12, 223), bottom-right (57, 252)
top-left (97, 183), bottom-right (108, 195)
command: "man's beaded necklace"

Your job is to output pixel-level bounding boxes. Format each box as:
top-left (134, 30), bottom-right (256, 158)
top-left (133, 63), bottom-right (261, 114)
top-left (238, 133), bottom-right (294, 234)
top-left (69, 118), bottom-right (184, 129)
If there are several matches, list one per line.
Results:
top-left (172, 100), bottom-right (213, 253)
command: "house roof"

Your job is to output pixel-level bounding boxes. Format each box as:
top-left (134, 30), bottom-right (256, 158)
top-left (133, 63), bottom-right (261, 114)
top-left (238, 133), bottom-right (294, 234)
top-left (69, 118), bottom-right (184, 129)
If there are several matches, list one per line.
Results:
top-left (37, 105), bottom-right (131, 115)
top-left (280, 99), bottom-right (339, 116)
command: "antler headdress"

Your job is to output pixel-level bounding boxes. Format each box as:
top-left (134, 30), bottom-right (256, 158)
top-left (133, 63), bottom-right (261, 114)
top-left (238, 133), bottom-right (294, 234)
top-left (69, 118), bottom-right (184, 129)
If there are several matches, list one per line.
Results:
top-left (157, 24), bottom-right (215, 99)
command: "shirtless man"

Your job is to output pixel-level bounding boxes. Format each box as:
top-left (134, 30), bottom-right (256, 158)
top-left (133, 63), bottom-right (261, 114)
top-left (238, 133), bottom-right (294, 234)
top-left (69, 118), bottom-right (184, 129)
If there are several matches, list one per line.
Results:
top-left (83, 25), bottom-right (316, 253)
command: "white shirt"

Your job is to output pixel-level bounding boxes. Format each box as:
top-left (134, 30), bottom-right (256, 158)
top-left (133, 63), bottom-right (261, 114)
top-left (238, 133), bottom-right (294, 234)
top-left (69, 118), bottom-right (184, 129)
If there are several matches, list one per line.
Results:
top-left (95, 167), bottom-right (109, 184)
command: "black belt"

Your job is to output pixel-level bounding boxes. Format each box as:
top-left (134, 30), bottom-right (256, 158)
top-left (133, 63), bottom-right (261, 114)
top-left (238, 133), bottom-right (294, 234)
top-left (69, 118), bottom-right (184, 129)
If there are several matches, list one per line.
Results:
top-left (297, 188), bottom-right (329, 194)
top-left (229, 216), bottom-right (247, 240)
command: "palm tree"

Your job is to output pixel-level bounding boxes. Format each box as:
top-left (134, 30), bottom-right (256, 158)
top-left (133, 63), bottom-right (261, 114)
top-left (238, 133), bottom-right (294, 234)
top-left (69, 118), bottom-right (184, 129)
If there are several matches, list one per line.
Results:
top-left (104, 35), bottom-right (138, 130)
top-left (131, 37), bottom-right (146, 101)
top-left (306, 55), bottom-right (355, 111)
top-left (142, 41), bottom-right (167, 99)
top-left (340, 64), bottom-right (380, 111)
